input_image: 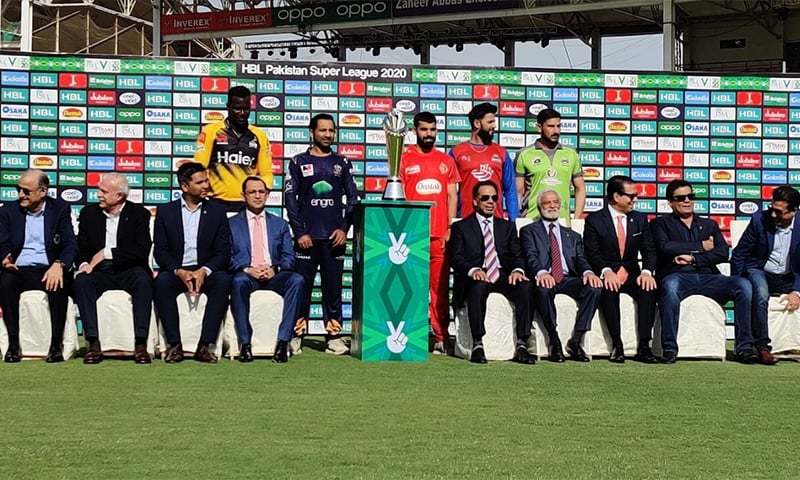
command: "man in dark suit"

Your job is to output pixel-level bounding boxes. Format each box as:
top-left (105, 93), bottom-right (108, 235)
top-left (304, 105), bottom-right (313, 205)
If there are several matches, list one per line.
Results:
top-left (520, 189), bottom-right (603, 362)
top-left (73, 173), bottom-right (153, 364)
top-left (449, 180), bottom-right (536, 364)
top-left (0, 169), bottom-right (77, 363)
top-left (583, 175), bottom-right (659, 363)
top-left (651, 179), bottom-right (757, 364)
top-left (229, 176), bottom-right (304, 363)
top-left (731, 185), bottom-right (800, 365)
top-left (153, 162), bottom-right (231, 364)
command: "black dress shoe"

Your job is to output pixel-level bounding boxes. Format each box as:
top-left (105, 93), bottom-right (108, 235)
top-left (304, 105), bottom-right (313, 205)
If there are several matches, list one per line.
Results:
top-left (4, 345), bottom-right (21, 363)
top-left (194, 344), bottom-right (218, 363)
top-left (513, 346), bottom-right (536, 365)
top-left (609, 344), bottom-right (625, 364)
top-left (566, 339), bottom-right (590, 362)
top-left (239, 344), bottom-right (254, 363)
top-left (164, 344), bottom-right (184, 363)
top-left (660, 350), bottom-right (678, 364)
top-left (83, 340), bottom-right (103, 364)
top-left (470, 346), bottom-right (487, 364)
top-left (633, 346), bottom-right (659, 364)
top-left (548, 339), bottom-right (565, 363)
top-left (273, 340), bottom-right (289, 363)
top-left (734, 349), bottom-right (759, 365)
top-left (46, 345), bottom-right (64, 363)
top-left (134, 344), bottom-right (152, 364)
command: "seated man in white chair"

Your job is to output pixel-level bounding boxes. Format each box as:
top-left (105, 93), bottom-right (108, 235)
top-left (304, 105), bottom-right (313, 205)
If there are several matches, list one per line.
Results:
top-left (651, 179), bottom-right (757, 365)
top-left (229, 176), bottom-right (304, 364)
top-left (520, 189), bottom-right (603, 363)
top-left (73, 173), bottom-right (154, 365)
top-left (730, 185), bottom-right (800, 365)
top-left (449, 180), bottom-right (536, 365)
top-left (153, 162), bottom-right (232, 364)
top-left (0, 169), bottom-right (77, 363)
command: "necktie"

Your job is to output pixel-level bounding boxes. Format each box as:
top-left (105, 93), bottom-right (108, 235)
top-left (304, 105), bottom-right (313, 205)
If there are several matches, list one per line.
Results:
top-left (615, 215), bottom-right (629, 284)
top-left (251, 214), bottom-right (267, 267)
top-left (616, 215), bottom-right (626, 257)
top-left (483, 219), bottom-right (500, 283)
top-left (548, 223), bottom-right (564, 283)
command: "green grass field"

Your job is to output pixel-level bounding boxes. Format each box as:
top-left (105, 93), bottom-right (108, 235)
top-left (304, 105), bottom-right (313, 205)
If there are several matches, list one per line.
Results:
top-left (2, 340), bottom-right (798, 479)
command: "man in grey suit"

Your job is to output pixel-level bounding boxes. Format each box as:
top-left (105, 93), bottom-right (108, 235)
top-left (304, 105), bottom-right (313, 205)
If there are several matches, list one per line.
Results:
top-left (520, 190), bottom-right (603, 362)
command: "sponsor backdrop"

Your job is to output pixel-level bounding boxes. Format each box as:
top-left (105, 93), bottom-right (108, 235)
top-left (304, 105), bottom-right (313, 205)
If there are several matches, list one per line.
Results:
top-left (2, 53), bottom-right (798, 329)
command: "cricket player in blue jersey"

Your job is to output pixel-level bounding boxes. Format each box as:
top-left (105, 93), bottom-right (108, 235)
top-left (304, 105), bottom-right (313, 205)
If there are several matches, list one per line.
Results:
top-left (285, 113), bottom-right (359, 355)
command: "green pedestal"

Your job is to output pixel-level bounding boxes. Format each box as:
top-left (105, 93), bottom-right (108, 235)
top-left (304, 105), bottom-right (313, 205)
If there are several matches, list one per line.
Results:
top-left (351, 200), bottom-right (431, 362)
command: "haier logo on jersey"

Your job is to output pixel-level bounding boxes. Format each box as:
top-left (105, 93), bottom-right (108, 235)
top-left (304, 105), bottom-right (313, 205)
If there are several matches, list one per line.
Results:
top-left (216, 150), bottom-right (254, 166)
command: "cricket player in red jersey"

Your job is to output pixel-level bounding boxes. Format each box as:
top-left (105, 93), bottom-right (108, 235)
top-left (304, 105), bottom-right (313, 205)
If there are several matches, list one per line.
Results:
top-left (449, 102), bottom-right (518, 221)
top-left (400, 111), bottom-right (460, 355)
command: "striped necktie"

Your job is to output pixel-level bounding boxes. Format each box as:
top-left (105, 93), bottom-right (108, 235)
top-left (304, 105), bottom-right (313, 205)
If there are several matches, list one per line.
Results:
top-left (482, 219), bottom-right (500, 283)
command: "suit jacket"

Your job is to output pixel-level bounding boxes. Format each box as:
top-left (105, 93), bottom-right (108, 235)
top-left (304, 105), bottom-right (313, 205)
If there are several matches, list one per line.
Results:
top-left (650, 213), bottom-right (727, 278)
top-left (449, 213), bottom-right (525, 307)
top-left (583, 208), bottom-right (657, 276)
top-left (519, 219), bottom-right (592, 278)
top-left (153, 198), bottom-right (230, 273)
top-left (76, 201), bottom-right (152, 272)
top-left (228, 209), bottom-right (295, 273)
top-left (731, 211), bottom-right (800, 290)
top-left (0, 197), bottom-right (78, 269)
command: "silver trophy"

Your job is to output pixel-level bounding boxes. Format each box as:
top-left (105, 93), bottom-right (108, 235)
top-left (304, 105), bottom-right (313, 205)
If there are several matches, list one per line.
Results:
top-left (382, 109), bottom-right (408, 200)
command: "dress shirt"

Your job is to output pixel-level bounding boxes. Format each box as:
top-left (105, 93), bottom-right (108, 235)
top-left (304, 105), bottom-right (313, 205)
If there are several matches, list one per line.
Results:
top-left (764, 225), bottom-right (793, 275)
top-left (180, 197), bottom-right (201, 267)
top-left (102, 202), bottom-right (124, 260)
top-left (246, 209), bottom-right (272, 267)
top-left (16, 203), bottom-right (48, 267)
top-left (467, 213), bottom-right (523, 278)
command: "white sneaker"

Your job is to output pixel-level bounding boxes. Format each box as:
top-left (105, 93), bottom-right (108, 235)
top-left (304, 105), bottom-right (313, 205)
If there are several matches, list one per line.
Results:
top-left (326, 338), bottom-right (350, 355)
top-left (289, 337), bottom-right (303, 356)
top-left (431, 342), bottom-right (446, 355)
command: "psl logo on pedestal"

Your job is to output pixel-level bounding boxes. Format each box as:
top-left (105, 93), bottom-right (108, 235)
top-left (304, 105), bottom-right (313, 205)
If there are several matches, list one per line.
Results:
top-left (387, 232), bottom-right (409, 266)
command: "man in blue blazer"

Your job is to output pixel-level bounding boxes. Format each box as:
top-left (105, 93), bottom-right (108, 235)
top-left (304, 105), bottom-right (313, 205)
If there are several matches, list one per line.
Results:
top-left (731, 185), bottom-right (800, 365)
top-left (0, 169), bottom-right (77, 363)
top-left (153, 162), bottom-right (232, 364)
top-left (520, 189), bottom-right (603, 363)
top-left (229, 176), bottom-right (304, 363)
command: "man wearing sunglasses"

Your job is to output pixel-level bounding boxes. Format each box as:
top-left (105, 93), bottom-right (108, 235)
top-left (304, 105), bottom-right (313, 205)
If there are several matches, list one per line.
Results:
top-left (583, 176), bottom-right (659, 363)
top-left (194, 86), bottom-right (273, 213)
top-left (0, 169), bottom-right (77, 363)
top-left (449, 181), bottom-right (536, 364)
top-left (730, 185), bottom-right (800, 365)
top-left (651, 179), bottom-right (758, 364)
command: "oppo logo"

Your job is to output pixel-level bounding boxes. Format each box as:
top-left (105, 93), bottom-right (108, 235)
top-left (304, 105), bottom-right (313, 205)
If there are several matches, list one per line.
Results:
top-left (119, 92), bottom-right (141, 105)
top-left (278, 6), bottom-right (326, 23)
top-left (277, 2), bottom-right (386, 23)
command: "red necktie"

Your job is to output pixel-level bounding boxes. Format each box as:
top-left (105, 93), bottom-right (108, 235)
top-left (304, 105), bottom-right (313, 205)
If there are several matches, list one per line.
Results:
top-left (548, 223), bottom-right (564, 283)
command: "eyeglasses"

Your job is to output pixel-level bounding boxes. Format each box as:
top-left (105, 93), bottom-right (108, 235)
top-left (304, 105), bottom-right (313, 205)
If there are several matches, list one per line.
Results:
top-left (671, 193), bottom-right (696, 202)
top-left (618, 192), bottom-right (638, 200)
top-left (478, 194), bottom-right (499, 202)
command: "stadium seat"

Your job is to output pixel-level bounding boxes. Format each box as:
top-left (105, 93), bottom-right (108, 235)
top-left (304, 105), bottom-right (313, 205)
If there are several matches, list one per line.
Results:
top-left (155, 293), bottom-right (224, 358)
top-left (652, 295), bottom-right (727, 359)
top-left (223, 290), bottom-right (284, 358)
top-left (93, 290), bottom-right (158, 356)
top-left (587, 293), bottom-right (640, 357)
top-left (532, 294), bottom-right (599, 359)
top-left (729, 219), bottom-right (800, 353)
top-left (0, 291), bottom-right (79, 360)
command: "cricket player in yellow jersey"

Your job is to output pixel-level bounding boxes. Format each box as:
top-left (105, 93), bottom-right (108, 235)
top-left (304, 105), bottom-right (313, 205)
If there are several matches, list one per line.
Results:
top-left (194, 86), bottom-right (273, 212)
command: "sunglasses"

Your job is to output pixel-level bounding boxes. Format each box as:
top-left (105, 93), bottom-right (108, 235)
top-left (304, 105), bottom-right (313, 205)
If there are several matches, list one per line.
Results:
top-left (478, 194), bottom-right (499, 202)
top-left (15, 186), bottom-right (40, 196)
top-left (671, 193), bottom-right (696, 202)
top-left (618, 192), bottom-right (638, 200)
